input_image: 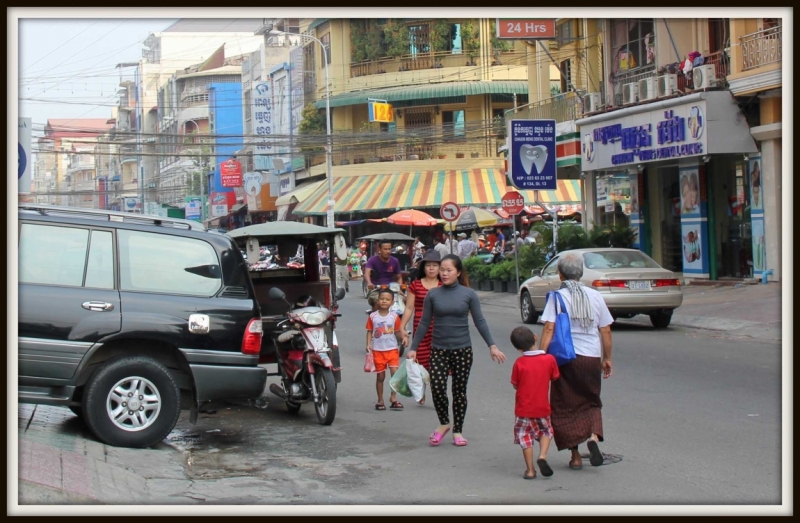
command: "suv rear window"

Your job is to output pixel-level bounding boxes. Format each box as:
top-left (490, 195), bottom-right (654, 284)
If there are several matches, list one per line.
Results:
top-left (583, 251), bottom-right (661, 269)
top-left (118, 230), bottom-right (222, 296)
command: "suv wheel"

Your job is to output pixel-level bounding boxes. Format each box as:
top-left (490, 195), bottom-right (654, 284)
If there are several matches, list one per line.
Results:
top-left (83, 356), bottom-right (181, 448)
top-left (520, 291), bottom-right (539, 324)
top-left (650, 311), bottom-right (673, 329)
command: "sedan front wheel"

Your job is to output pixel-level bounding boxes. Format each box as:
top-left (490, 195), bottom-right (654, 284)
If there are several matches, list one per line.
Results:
top-left (520, 291), bottom-right (539, 324)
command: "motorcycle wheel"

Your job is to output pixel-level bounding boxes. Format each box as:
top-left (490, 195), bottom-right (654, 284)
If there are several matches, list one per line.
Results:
top-left (285, 401), bottom-right (302, 414)
top-left (313, 367), bottom-right (336, 425)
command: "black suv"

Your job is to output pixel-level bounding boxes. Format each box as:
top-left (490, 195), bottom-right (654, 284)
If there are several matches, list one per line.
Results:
top-left (17, 204), bottom-right (266, 448)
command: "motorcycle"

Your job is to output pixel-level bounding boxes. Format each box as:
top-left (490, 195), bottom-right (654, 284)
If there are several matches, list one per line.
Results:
top-left (265, 286), bottom-right (346, 425)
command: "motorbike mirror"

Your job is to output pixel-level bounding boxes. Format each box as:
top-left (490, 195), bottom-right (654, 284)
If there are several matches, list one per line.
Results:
top-left (268, 287), bottom-right (286, 301)
top-left (335, 287), bottom-right (346, 301)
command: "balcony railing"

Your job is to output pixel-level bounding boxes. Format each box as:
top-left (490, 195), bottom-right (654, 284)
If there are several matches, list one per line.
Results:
top-left (508, 92), bottom-right (582, 123)
top-left (349, 48), bottom-right (520, 78)
top-left (740, 26), bottom-right (782, 71)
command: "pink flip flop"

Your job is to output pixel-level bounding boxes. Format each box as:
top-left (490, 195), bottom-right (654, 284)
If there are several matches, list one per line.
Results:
top-left (429, 427), bottom-right (451, 446)
top-left (453, 435), bottom-right (468, 447)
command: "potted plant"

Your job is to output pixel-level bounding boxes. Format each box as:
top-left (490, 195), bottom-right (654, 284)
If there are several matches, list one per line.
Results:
top-left (437, 153), bottom-right (447, 160)
top-left (456, 151), bottom-right (465, 159)
top-left (463, 257), bottom-right (484, 291)
top-left (471, 151), bottom-right (480, 158)
top-left (407, 154), bottom-right (419, 160)
top-left (384, 19), bottom-right (410, 59)
top-left (489, 260), bottom-right (513, 292)
top-left (490, 19), bottom-right (513, 66)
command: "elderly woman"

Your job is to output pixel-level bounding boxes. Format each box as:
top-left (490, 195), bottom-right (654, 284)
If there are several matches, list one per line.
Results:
top-left (539, 252), bottom-right (614, 469)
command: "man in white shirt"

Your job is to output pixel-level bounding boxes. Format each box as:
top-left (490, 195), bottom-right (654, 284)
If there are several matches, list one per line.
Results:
top-left (433, 236), bottom-right (450, 258)
top-left (457, 233), bottom-right (478, 259)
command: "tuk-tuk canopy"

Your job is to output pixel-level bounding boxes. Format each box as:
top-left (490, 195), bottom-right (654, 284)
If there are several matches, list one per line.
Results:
top-left (228, 222), bottom-right (345, 241)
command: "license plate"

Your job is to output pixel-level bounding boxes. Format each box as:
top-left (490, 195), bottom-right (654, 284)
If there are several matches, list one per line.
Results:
top-left (629, 280), bottom-right (651, 290)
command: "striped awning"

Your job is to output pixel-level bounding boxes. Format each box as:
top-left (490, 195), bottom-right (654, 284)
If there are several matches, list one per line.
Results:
top-left (275, 180), bottom-right (326, 206)
top-left (292, 170), bottom-right (581, 216)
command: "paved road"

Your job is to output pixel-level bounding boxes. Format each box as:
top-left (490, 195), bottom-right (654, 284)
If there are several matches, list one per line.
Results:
top-left (18, 288), bottom-right (783, 506)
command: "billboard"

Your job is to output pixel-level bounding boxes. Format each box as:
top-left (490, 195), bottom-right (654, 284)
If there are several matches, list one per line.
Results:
top-left (252, 81), bottom-right (273, 171)
top-left (19, 117), bottom-right (32, 194)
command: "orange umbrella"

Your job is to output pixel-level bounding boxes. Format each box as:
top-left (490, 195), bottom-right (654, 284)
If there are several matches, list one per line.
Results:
top-left (386, 209), bottom-right (438, 227)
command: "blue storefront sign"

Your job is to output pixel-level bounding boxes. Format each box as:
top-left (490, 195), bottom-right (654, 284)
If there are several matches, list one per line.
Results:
top-left (508, 119), bottom-right (556, 190)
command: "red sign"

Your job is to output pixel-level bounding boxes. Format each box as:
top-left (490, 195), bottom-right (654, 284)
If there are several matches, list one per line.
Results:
top-left (220, 159), bottom-right (243, 188)
top-left (496, 19), bottom-right (556, 40)
top-left (440, 201), bottom-right (461, 222)
top-left (501, 191), bottom-right (525, 215)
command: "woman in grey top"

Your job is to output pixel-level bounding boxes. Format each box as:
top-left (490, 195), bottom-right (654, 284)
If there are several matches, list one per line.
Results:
top-left (405, 254), bottom-right (506, 447)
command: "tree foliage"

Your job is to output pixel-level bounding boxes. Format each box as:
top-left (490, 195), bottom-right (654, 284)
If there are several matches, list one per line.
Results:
top-left (460, 19), bottom-right (481, 60)
top-left (383, 19), bottom-right (410, 58)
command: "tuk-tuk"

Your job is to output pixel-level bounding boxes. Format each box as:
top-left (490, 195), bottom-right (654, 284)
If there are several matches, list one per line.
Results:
top-left (227, 222), bottom-right (349, 392)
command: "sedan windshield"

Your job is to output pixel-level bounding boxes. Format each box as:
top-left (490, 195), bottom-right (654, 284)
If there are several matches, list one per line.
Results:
top-left (583, 251), bottom-right (662, 270)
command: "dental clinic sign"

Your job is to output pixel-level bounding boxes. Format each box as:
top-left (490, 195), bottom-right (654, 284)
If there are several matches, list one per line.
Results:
top-left (580, 100), bottom-right (707, 171)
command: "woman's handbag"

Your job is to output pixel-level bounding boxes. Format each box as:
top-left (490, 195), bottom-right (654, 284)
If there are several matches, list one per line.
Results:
top-left (545, 291), bottom-right (577, 366)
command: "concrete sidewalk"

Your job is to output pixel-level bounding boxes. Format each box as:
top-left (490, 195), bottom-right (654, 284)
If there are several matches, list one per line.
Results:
top-left (477, 281), bottom-right (783, 341)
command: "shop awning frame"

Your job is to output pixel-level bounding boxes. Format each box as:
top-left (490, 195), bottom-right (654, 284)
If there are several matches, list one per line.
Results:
top-left (275, 180), bottom-right (327, 206)
top-left (314, 81), bottom-right (530, 109)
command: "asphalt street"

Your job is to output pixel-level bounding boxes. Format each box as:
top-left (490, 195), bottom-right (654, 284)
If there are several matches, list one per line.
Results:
top-left (18, 287), bottom-right (782, 506)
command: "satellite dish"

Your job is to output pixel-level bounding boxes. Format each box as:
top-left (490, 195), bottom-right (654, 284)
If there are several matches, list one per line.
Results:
top-left (334, 233), bottom-right (348, 263)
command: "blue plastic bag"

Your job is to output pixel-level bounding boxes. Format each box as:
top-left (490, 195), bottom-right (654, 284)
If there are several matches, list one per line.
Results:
top-left (545, 291), bottom-right (577, 366)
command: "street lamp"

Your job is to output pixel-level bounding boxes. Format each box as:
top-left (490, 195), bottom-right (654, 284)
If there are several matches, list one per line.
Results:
top-left (269, 28), bottom-right (334, 228)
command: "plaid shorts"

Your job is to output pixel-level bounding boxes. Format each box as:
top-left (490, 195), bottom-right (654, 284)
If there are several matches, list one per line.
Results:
top-left (513, 416), bottom-right (554, 449)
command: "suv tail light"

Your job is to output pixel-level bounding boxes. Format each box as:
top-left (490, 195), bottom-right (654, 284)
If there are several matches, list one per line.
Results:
top-left (241, 318), bottom-right (263, 355)
top-left (654, 279), bottom-right (681, 287)
top-left (591, 279), bottom-right (628, 288)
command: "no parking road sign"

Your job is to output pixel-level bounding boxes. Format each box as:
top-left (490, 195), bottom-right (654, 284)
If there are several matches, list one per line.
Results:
top-left (440, 201), bottom-right (461, 222)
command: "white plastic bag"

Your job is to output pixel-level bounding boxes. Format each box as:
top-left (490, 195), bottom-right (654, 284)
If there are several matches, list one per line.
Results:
top-left (406, 360), bottom-right (430, 403)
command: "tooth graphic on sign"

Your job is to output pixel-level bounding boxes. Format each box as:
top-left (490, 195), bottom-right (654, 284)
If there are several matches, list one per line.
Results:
top-left (520, 144), bottom-right (548, 175)
top-left (243, 172), bottom-right (263, 196)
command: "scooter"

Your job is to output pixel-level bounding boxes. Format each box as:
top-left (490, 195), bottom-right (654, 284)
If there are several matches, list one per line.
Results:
top-left (265, 287), bottom-right (346, 425)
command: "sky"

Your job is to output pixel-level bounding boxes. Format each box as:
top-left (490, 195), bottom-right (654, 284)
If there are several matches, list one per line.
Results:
top-left (18, 19), bottom-right (176, 135)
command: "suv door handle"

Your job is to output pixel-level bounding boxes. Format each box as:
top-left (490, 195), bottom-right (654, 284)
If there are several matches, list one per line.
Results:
top-left (82, 301), bottom-right (114, 312)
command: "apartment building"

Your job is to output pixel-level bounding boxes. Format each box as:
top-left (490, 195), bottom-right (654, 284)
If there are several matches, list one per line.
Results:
top-left (576, 17), bottom-right (782, 282)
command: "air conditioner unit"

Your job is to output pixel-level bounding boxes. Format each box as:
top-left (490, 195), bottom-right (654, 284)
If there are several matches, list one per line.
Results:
top-left (582, 92), bottom-right (602, 114)
top-left (638, 78), bottom-right (658, 101)
top-left (692, 64), bottom-right (716, 90)
top-left (623, 83), bottom-right (639, 105)
top-left (658, 74), bottom-right (678, 97)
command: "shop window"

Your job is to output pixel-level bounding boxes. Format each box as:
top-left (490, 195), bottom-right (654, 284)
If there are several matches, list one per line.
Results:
top-left (442, 110), bottom-right (465, 137)
top-left (594, 173), bottom-right (633, 228)
top-left (610, 19), bottom-right (655, 74)
top-left (320, 33), bottom-right (331, 65)
top-left (404, 107), bottom-right (433, 128)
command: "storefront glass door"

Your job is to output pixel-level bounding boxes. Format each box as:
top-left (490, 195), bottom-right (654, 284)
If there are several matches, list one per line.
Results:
top-left (648, 167), bottom-right (682, 272)
top-left (711, 158), bottom-right (752, 278)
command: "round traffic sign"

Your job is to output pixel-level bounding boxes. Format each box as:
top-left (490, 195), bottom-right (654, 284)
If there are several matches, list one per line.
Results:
top-left (440, 201), bottom-right (461, 222)
top-left (501, 191), bottom-right (525, 215)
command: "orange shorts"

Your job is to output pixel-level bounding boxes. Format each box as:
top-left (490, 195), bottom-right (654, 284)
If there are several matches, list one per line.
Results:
top-left (372, 349), bottom-right (400, 373)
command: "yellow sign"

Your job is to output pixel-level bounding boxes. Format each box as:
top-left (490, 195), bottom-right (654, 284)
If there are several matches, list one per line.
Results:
top-left (369, 102), bottom-right (394, 123)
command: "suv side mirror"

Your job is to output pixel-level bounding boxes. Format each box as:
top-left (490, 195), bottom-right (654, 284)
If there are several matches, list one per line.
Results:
top-left (268, 287), bottom-right (286, 301)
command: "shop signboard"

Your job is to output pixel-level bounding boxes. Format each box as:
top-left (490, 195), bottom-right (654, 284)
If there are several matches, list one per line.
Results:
top-left (185, 195), bottom-right (203, 221)
top-left (496, 19), bottom-right (556, 39)
top-left (508, 119), bottom-right (557, 190)
top-left (220, 158), bottom-right (243, 188)
top-left (18, 117), bottom-right (32, 193)
top-left (580, 101), bottom-right (708, 172)
top-left (368, 102), bottom-right (394, 123)
top-left (252, 81), bottom-right (273, 171)
top-left (210, 191), bottom-right (235, 217)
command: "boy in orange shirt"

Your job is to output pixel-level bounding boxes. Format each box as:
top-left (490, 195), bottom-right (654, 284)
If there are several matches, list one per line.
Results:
top-left (366, 289), bottom-right (404, 411)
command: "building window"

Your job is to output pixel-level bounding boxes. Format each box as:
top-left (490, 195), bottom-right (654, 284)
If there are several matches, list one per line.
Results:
top-left (409, 24), bottom-right (430, 57)
top-left (708, 18), bottom-right (729, 54)
top-left (610, 19), bottom-right (655, 74)
top-left (560, 59), bottom-right (572, 93)
top-left (405, 107), bottom-right (433, 128)
top-left (442, 110), bottom-right (465, 137)
top-left (556, 20), bottom-right (576, 47)
top-left (320, 33), bottom-right (331, 65)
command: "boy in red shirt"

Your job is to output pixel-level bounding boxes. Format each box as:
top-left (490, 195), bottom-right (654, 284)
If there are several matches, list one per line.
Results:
top-left (510, 326), bottom-right (560, 479)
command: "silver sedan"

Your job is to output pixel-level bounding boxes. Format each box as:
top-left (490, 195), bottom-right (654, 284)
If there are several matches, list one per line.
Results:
top-left (518, 248), bottom-right (683, 329)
